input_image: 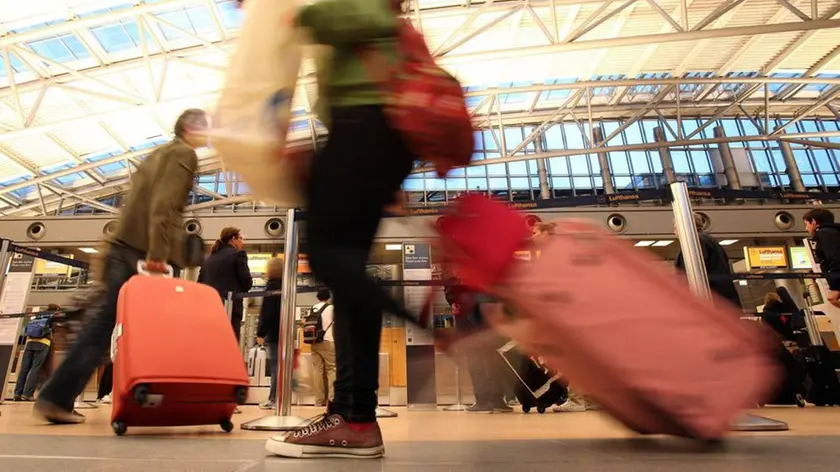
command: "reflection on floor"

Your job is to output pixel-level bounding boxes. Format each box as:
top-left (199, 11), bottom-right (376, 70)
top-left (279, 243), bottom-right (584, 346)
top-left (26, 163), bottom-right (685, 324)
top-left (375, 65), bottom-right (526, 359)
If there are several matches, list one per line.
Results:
top-left (1, 403), bottom-right (839, 471)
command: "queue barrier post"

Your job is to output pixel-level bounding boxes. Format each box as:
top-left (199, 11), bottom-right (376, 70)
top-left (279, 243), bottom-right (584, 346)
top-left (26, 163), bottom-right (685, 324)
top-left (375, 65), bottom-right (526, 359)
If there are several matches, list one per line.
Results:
top-left (443, 317), bottom-right (468, 412)
top-left (670, 182), bottom-right (788, 432)
top-left (241, 208), bottom-right (305, 431)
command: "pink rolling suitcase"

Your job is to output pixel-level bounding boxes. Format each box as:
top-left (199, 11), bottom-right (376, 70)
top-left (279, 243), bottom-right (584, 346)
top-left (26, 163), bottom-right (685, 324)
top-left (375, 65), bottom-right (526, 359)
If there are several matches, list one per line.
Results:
top-left (439, 197), bottom-right (781, 441)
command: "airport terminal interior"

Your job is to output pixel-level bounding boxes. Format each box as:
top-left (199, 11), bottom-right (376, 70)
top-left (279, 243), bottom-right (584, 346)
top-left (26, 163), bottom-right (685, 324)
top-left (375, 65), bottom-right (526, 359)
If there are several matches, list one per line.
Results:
top-left (3, 0), bottom-right (840, 470)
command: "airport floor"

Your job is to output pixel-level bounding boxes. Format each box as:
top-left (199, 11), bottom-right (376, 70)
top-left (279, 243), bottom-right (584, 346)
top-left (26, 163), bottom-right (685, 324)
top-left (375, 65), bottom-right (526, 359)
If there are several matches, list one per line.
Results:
top-left (0, 403), bottom-right (839, 471)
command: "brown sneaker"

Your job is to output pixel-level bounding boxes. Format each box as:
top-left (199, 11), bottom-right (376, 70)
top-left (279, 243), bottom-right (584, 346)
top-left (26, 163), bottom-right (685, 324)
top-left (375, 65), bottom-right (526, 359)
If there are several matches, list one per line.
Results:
top-left (33, 400), bottom-right (86, 425)
top-left (265, 414), bottom-right (384, 459)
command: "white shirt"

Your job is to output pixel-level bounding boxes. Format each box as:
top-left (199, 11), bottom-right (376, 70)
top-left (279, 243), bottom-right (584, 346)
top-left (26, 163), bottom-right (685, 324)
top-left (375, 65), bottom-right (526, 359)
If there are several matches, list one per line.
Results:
top-left (312, 302), bottom-right (334, 342)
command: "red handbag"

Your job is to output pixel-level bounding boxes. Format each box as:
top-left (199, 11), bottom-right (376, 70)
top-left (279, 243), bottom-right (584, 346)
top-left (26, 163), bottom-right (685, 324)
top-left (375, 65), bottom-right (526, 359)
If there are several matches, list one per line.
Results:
top-left (362, 20), bottom-right (475, 177)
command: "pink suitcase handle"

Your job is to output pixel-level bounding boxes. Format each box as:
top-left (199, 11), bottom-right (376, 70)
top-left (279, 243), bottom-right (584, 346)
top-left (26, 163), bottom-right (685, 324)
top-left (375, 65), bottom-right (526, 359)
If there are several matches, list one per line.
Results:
top-left (135, 260), bottom-right (174, 278)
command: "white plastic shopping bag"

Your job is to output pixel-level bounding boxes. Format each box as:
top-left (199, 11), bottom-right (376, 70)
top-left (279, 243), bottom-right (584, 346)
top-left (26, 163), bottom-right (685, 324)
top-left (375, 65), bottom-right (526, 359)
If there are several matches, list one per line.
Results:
top-left (212, 0), bottom-right (307, 207)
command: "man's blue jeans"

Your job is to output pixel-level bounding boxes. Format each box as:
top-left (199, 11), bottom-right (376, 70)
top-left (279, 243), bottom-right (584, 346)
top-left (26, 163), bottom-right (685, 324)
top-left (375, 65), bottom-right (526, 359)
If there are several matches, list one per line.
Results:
top-left (38, 244), bottom-right (143, 412)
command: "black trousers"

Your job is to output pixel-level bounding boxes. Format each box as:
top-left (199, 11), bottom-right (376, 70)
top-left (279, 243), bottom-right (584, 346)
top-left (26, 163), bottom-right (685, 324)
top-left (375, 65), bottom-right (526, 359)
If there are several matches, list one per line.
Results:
top-left (39, 244), bottom-right (143, 412)
top-left (98, 363), bottom-right (113, 399)
top-left (306, 106), bottom-right (413, 423)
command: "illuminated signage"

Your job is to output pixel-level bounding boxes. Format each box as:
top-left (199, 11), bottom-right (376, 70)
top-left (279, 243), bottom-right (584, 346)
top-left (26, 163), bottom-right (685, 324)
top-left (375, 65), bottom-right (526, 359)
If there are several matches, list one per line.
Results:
top-left (744, 247), bottom-right (788, 270)
top-left (789, 246), bottom-right (812, 270)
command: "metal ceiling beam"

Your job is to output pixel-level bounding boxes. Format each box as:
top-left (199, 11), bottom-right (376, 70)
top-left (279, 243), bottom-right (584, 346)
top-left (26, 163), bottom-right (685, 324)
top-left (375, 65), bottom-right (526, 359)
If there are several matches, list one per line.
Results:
top-left (439, 18), bottom-right (840, 64)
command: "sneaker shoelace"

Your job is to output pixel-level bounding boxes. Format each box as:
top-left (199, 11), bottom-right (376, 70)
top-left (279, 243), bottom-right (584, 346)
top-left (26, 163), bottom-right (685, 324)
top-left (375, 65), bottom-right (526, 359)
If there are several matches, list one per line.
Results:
top-left (290, 414), bottom-right (340, 439)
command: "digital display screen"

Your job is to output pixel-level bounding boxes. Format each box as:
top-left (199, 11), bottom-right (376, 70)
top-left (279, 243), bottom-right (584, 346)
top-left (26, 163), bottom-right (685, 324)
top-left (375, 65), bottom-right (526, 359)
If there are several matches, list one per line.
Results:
top-left (789, 246), bottom-right (812, 270)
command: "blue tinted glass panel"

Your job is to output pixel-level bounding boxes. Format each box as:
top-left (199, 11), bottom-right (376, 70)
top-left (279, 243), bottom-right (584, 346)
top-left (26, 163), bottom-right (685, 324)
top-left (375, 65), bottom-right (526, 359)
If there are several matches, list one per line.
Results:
top-left (504, 128), bottom-right (524, 151)
top-left (614, 176), bottom-right (633, 190)
top-left (446, 178), bottom-right (467, 191)
top-left (548, 157), bottom-right (568, 175)
top-left (629, 151), bottom-right (650, 173)
top-left (563, 124), bottom-right (584, 149)
top-left (467, 165), bottom-right (486, 177)
top-left (509, 177), bottom-right (529, 189)
top-left (812, 150), bottom-right (836, 172)
top-left (802, 174), bottom-right (820, 187)
top-left (608, 152), bottom-right (629, 174)
top-left (97, 162), bottom-right (126, 173)
top-left (186, 6), bottom-right (217, 34)
top-left (588, 155), bottom-right (601, 172)
top-left (543, 126), bottom-right (563, 150)
top-left (671, 151), bottom-right (690, 173)
top-left (793, 150), bottom-right (813, 172)
top-left (823, 174), bottom-right (839, 186)
top-left (623, 122), bottom-right (643, 145)
top-left (62, 35), bottom-right (90, 58)
top-left (482, 130), bottom-right (498, 150)
top-left (573, 177), bottom-right (592, 189)
top-left (468, 178), bottom-right (488, 190)
top-left (488, 178), bottom-right (507, 190)
top-left (487, 163), bottom-right (507, 176)
top-left (447, 167), bottom-right (465, 177)
top-left (569, 155), bottom-right (589, 175)
top-left (28, 38), bottom-right (73, 62)
top-left (551, 177), bottom-right (571, 189)
top-left (691, 151), bottom-right (712, 173)
top-left (92, 25), bottom-right (134, 52)
top-left (217, 0), bottom-right (244, 29)
top-left (508, 161), bottom-right (527, 175)
top-left (55, 172), bottom-right (86, 185)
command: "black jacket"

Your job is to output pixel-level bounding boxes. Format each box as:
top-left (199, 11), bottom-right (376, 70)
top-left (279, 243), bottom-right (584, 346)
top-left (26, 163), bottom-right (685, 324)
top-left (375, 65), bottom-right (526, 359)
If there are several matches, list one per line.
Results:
top-left (198, 246), bottom-right (253, 316)
top-left (675, 233), bottom-right (740, 307)
top-left (256, 278), bottom-right (282, 343)
top-left (812, 224), bottom-right (840, 291)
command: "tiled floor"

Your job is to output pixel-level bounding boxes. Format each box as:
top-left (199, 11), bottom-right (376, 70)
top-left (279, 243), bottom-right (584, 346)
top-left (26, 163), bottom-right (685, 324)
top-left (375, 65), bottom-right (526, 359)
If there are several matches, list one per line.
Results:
top-left (1, 403), bottom-right (839, 471)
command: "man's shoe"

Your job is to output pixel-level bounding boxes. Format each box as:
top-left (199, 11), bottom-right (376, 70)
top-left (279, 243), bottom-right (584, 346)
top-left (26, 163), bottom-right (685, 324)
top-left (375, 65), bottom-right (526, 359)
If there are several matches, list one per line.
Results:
top-left (465, 403), bottom-right (494, 414)
top-left (97, 395), bottom-right (112, 404)
top-left (13, 395), bottom-right (22, 402)
top-left (259, 401), bottom-right (276, 411)
top-left (33, 400), bottom-right (86, 424)
top-left (21, 396), bottom-right (35, 402)
top-left (265, 414), bottom-right (384, 459)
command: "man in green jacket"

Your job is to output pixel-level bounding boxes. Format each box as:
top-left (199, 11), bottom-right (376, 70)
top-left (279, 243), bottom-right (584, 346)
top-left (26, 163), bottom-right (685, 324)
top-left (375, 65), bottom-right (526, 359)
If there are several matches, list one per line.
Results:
top-left (265, 0), bottom-right (415, 461)
top-left (34, 109), bottom-right (208, 424)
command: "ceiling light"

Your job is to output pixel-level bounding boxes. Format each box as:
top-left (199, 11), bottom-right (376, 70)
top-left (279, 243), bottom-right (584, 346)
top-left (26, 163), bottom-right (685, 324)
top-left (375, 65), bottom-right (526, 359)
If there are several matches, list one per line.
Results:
top-left (385, 244), bottom-right (402, 251)
top-left (719, 240), bottom-right (739, 246)
top-left (79, 247), bottom-right (99, 254)
top-left (653, 240), bottom-right (674, 247)
top-left (634, 241), bottom-right (655, 247)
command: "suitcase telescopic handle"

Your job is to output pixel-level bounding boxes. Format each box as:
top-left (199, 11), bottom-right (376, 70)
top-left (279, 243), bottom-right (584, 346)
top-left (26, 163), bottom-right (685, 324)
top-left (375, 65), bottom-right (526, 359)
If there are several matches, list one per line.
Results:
top-left (136, 260), bottom-right (174, 278)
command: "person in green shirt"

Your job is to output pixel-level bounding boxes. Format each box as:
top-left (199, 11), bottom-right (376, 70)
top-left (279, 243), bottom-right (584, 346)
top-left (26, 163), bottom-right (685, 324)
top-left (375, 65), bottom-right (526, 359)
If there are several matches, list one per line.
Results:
top-left (265, 0), bottom-right (415, 460)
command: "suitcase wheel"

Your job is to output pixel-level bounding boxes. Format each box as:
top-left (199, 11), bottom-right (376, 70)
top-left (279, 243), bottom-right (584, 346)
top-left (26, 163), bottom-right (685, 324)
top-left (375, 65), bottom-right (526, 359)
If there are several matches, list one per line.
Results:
top-left (234, 387), bottom-right (248, 406)
top-left (522, 406), bottom-right (531, 414)
top-left (133, 384), bottom-right (150, 406)
top-left (537, 406), bottom-right (547, 414)
top-left (220, 419), bottom-right (234, 433)
top-left (112, 421), bottom-right (127, 436)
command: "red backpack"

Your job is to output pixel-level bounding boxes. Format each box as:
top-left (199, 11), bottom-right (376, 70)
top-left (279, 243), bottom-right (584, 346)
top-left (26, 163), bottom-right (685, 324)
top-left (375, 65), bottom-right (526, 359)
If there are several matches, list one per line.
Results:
top-left (363, 20), bottom-right (475, 177)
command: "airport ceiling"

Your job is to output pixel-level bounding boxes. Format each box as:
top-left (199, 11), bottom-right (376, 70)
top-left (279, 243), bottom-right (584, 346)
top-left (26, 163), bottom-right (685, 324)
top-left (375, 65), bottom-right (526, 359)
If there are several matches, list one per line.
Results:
top-left (1, 0), bottom-right (840, 217)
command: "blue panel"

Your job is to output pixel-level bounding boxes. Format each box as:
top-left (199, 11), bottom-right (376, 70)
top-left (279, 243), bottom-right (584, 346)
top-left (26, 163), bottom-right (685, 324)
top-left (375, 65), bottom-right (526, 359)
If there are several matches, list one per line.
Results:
top-left (691, 151), bottom-right (712, 173)
top-left (217, 0), bottom-right (245, 29)
top-left (486, 163), bottom-right (507, 176)
top-left (569, 155), bottom-right (589, 175)
top-left (508, 161), bottom-right (527, 175)
top-left (92, 24), bottom-right (135, 53)
top-left (509, 177), bottom-right (530, 189)
top-left (543, 126), bottom-right (563, 150)
top-left (11, 185), bottom-right (35, 199)
top-left (55, 172), bottom-right (86, 185)
top-left (402, 177), bottom-right (424, 191)
top-left (97, 162), bottom-right (126, 174)
top-left (551, 176), bottom-right (571, 189)
top-left (28, 38), bottom-right (74, 63)
top-left (0, 176), bottom-right (29, 187)
top-left (186, 6), bottom-right (217, 34)
top-left (608, 152), bottom-right (629, 174)
top-left (446, 178), bottom-right (467, 191)
top-left (563, 123), bottom-right (584, 149)
top-left (156, 11), bottom-right (194, 40)
top-left (468, 178), bottom-right (488, 190)
top-left (629, 151), bottom-right (650, 173)
top-left (466, 165), bottom-right (486, 177)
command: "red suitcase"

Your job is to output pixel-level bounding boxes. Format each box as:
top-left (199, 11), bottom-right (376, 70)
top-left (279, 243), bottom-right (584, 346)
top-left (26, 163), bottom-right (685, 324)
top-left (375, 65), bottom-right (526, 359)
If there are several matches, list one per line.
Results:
top-left (110, 267), bottom-right (249, 436)
top-left (439, 198), bottom-right (780, 441)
